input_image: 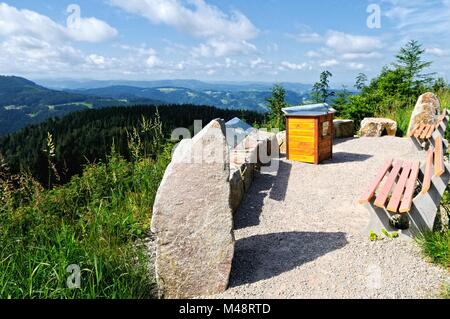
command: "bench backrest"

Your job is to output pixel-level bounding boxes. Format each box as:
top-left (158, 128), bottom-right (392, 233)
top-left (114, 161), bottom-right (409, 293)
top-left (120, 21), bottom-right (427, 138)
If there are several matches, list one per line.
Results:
top-left (409, 109), bottom-right (449, 139)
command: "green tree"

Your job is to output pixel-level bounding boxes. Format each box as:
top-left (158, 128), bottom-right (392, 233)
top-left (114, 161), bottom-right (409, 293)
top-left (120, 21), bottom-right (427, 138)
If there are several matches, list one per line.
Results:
top-left (266, 85), bottom-right (288, 130)
top-left (355, 73), bottom-right (368, 91)
top-left (332, 86), bottom-right (351, 116)
top-left (394, 40), bottom-right (434, 94)
top-left (433, 77), bottom-right (448, 93)
top-left (311, 71), bottom-right (335, 103)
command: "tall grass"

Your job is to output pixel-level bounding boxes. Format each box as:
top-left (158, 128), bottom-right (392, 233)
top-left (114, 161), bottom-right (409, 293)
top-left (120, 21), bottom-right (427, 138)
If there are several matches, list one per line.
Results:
top-left (438, 89), bottom-right (450, 108)
top-left (0, 117), bottom-right (171, 298)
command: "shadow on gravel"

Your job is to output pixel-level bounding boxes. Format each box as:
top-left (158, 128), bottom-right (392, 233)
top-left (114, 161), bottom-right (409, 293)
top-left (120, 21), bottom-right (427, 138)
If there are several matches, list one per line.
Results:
top-left (229, 231), bottom-right (348, 287)
top-left (333, 137), bottom-right (356, 146)
top-left (322, 152), bottom-right (372, 165)
top-left (234, 160), bottom-right (291, 230)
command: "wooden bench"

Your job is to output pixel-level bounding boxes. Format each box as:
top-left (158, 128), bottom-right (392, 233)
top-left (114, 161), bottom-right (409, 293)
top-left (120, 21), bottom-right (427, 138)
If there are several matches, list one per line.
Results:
top-left (359, 134), bottom-right (450, 237)
top-left (409, 109), bottom-right (449, 151)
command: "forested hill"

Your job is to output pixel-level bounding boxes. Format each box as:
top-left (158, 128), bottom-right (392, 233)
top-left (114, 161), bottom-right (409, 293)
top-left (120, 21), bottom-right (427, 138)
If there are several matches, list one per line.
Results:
top-left (0, 75), bottom-right (162, 136)
top-left (0, 104), bottom-right (264, 185)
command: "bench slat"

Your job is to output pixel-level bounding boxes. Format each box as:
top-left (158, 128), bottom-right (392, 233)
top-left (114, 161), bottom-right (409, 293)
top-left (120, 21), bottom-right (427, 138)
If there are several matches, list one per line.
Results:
top-left (425, 125), bottom-right (435, 139)
top-left (421, 147), bottom-right (434, 194)
top-left (434, 136), bottom-right (445, 177)
top-left (374, 160), bottom-right (403, 208)
top-left (414, 124), bottom-right (426, 138)
top-left (409, 124), bottom-right (420, 137)
top-left (399, 161), bottom-right (420, 213)
top-left (387, 162), bottom-right (412, 213)
top-left (420, 125), bottom-right (432, 139)
top-left (358, 159), bottom-right (393, 204)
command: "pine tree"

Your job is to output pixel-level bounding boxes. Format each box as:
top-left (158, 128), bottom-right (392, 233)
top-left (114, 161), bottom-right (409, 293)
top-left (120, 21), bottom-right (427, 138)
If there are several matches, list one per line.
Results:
top-left (311, 71), bottom-right (335, 103)
top-left (394, 40), bottom-right (434, 94)
top-left (266, 85), bottom-right (288, 130)
top-left (355, 73), bottom-right (368, 91)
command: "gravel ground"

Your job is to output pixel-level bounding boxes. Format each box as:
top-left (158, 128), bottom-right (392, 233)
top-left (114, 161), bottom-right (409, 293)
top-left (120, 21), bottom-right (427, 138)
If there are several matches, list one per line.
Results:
top-left (211, 136), bottom-right (450, 299)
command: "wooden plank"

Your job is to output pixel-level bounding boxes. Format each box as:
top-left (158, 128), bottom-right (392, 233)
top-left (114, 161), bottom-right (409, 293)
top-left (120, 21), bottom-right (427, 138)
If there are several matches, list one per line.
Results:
top-left (288, 141), bottom-right (315, 149)
top-left (420, 125), bottom-right (432, 139)
top-left (289, 148), bottom-right (315, 156)
top-left (288, 119), bottom-right (315, 125)
top-left (421, 147), bottom-right (434, 194)
top-left (409, 124), bottom-right (420, 137)
top-left (414, 124), bottom-right (426, 138)
top-left (289, 154), bottom-right (315, 163)
top-left (288, 136), bottom-right (315, 143)
top-left (387, 162), bottom-right (412, 212)
top-left (358, 159), bottom-right (393, 204)
top-left (425, 125), bottom-right (435, 139)
top-left (374, 160), bottom-right (403, 208)
top-left (287, 128), bottom-right (315, 136)
top-left (288, 117), bottom-right (316, 123)
top-left (288, 123), bottom-right (315, 130)
top-left (399, 161), bottom-right (420, 213)
top-left (434, 136), bottom-right (445, 177)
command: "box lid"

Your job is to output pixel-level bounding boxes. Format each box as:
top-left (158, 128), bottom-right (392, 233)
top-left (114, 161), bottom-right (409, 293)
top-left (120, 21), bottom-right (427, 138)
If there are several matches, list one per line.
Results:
top-left (282, 103), bottom-right (336, 117)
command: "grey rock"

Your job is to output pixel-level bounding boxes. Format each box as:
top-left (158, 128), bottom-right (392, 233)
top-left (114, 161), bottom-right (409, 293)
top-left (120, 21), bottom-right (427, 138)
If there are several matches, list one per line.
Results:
top-left (151, 119), bottom-right (235, 299)
top-left (333, 120), bottom-right (354, 138)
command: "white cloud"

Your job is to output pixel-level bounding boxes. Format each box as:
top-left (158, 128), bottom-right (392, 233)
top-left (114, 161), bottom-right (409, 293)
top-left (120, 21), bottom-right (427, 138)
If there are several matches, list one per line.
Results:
top-left (347, 62), bottom-right (365, 70)
top-left (87, 54), bottom-right (106, 65)
top-left (280, 61), bottom-right (308, 70)
top-left (325, 31), bottom-right (383, 54)
top-left (250, 57), bottom-right (264, 68)
top-left (290, 24), bottom-right (323, 43)
top-left (110, 0), bottom-right (258, 57)
top-left (66, 17), bottom-right (118, 43)
top-left (320, 59), bottom-right (339, 68)
top-left (0, 3), bottom-right (120, 77)
top-left (146, 54), bottom-right (161, 68)
top-left (426, 47), bottom-right (449, 57)
top-left (306, 50), bottom-right (322, 58)
top-left (0, 2), bottom-right (117, 43)
top-left (110, 0), bottom-right (257, 40)
top-left (341, 52), bottom-right (384, 61)
top-left (384, 0), bottom-right (450, 35)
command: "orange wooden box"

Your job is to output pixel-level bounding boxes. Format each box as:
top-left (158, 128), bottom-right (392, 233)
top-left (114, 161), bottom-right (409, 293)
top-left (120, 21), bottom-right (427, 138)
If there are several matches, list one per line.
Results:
top-left (284, 105), bottom-right (334, 164)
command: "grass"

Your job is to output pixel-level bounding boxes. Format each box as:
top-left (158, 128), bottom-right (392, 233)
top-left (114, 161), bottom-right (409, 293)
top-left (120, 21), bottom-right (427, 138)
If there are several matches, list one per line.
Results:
top-left (0, 116), bottom-right (172, 298)
top-left (417, 183), bottom-right (450, 298)
top-left (417, 231), bottom-right (450, 268)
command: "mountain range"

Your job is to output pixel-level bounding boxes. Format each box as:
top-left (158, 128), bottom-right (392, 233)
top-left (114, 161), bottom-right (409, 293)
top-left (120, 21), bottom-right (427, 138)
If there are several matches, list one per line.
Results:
top-left (0, 75), bottom-right (313, 136)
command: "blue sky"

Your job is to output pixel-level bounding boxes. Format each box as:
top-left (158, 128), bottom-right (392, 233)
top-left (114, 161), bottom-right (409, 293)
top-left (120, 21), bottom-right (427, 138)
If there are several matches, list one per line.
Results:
top-left (0, 0), bottom-right (449, 85)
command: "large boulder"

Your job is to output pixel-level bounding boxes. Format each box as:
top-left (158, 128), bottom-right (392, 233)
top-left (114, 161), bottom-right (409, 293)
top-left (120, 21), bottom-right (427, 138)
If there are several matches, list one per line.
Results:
top-left (359, 118), bottom-right (397, 137)
top-left (407, 92), bottom-right (441, 135)
top-left (333, 120), bottom-right (354, 138)
top-left (151, 119), bottom-right (235, 299)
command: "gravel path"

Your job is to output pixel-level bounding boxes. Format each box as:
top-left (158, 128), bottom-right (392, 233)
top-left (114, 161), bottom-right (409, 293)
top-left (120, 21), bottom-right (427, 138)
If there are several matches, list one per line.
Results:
top-left (213, 136), bottom-right (450, 299)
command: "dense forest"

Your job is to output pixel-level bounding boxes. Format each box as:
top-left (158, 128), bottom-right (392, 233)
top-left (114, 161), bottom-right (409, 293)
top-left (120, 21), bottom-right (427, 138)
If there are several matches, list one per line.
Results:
top-left (0, 104), bottom-right (264, 186)
top-left (0, 103), bottom-right (264, 298)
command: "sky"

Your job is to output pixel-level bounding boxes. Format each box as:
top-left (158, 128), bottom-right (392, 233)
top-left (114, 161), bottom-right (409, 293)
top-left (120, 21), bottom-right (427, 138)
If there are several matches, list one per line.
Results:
top-left (0, 0), bottom-right (450, 85)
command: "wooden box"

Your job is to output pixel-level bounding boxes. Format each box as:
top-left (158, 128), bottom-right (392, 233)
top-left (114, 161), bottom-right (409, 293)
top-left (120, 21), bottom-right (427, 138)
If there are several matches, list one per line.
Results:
top-left (284, 106), bottom-right (334, 164)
